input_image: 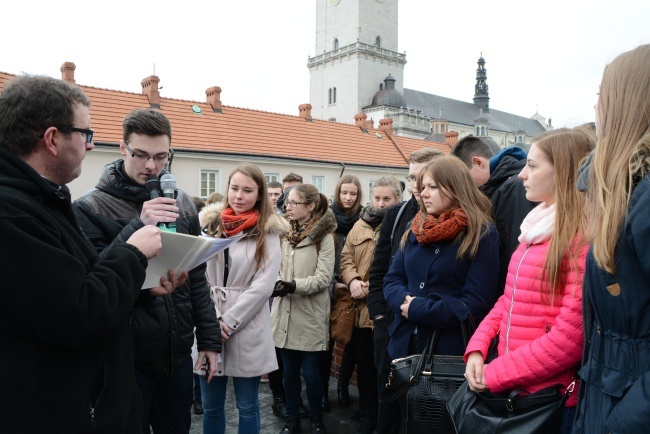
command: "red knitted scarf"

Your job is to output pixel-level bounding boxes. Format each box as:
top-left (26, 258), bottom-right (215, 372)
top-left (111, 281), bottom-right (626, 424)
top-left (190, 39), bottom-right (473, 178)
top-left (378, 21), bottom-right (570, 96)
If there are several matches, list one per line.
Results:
top-left (411, 208), bottom-right (468, 244)
top-left (221, 208), bottom-right (259, 237)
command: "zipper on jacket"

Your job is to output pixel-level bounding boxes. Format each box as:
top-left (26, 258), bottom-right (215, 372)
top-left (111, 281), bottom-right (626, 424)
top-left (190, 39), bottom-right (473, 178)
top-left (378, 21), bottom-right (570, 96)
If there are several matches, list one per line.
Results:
top-left (90, 406), bottom-right (96, 426)
top-left (505, 245), bottom-right (531, 353)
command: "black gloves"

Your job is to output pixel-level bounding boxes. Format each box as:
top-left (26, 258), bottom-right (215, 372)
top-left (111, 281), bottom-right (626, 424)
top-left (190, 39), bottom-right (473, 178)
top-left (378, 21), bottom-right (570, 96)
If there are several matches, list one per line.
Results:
top-left (272, 280), bottom-right (297, 297)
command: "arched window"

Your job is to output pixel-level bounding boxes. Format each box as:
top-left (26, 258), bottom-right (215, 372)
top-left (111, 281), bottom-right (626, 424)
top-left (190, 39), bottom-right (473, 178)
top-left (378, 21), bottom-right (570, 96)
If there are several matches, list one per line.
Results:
top-left (476, 127), bottom-right (480, 135)
top-left (333, 87), bottom-right (337, 103)
top-left (328, 88), bottom-right (332, 105)
top-left (379, 83), bottom-right (383, 90)
top-left (334, 38), bottom-right (339, 50)
top-left (375, 36), bottom-right (381, 48)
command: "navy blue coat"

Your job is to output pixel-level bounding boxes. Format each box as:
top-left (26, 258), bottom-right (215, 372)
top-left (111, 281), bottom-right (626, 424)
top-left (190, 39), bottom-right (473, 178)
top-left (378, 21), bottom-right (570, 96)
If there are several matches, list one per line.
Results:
top-left (383, 225), bottom-right (499, 359)
top-left (573, 174), bottom-right (650, 434)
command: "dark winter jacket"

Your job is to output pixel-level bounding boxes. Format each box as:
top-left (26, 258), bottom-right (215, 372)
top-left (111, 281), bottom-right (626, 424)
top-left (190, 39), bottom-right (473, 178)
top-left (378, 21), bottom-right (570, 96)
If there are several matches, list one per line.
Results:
top-left (0, 149), bottom-right (146, 433)
top-left (73, 160), bottom-right (220, 377)
top-left (383, 225), bottom-right (500, 358)
top-left (573, 173), bottom-right (650, 434)
top-left (367, 197), bottom-right (420, 320)
top-left (481, 148), bottom-right (536, 294)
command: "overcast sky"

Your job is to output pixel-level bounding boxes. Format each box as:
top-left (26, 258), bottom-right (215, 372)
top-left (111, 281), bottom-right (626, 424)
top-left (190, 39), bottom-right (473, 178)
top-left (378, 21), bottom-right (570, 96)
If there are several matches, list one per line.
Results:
top-left (2, 1), bottom-right (648, 129)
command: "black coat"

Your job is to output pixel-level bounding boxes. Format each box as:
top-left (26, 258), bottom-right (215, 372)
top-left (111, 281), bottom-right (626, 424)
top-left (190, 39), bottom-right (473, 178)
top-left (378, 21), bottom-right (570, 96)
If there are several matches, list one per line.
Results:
top-left (367, 196), bottom-right (420, 319)
top-left (481, 152), bottom-right (536, 294)
top-left (73, 160), bottom-right (221, 377)
top-left (0, 149), bottom-right (146, 433)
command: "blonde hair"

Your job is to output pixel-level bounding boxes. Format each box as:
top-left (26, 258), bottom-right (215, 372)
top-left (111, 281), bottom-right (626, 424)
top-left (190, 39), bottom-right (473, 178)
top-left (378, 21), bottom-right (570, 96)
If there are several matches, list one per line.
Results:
top-left (588, 44), bottom-right (650, 273)
top-left (333, 175), bottom-right (363, 214)
top-left (372, 176), bottom-right (402, 201)
top-left (533, 128), bottom-right (595, 300)
top-left (402, 156), bottom-right (492, 259)
top-left (205, 163), bottom-right (272, 269)
top-left (410, 147), bottom-right (445, 164)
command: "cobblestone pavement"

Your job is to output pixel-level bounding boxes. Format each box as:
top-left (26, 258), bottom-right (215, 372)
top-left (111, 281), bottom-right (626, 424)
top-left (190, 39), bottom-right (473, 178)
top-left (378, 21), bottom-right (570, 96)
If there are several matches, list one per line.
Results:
top-left (189, 377), bottom-right (361, 434)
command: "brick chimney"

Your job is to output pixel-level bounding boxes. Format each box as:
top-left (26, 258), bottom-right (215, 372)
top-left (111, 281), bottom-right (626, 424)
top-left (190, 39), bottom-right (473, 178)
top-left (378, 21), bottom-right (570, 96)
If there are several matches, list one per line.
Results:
top-left (354, 113), bottom-right (367, 128)
top-left (298, 104), bottom-right (312, 121)
top-left (60, 62), bottom-right (76, 84)
top-left (445, 131), bottom-right (459, 148)
top-left (206, 86), bottom-right (222, 113)
top-left (141, 75), bottom-right (161, 108)
top-left (379, 118), bottom-right (394, 136)
top-left (366, 119), bottom-right (374, 130)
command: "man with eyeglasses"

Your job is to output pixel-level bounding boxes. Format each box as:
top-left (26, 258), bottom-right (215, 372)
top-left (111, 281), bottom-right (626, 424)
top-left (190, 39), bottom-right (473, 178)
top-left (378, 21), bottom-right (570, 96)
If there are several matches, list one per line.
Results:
top-left (366, 147), bottom-right (444, 434)
top-left (73, 108), bottom-right (221, 434)
top-left (0, 76), bottom-right (167, 433)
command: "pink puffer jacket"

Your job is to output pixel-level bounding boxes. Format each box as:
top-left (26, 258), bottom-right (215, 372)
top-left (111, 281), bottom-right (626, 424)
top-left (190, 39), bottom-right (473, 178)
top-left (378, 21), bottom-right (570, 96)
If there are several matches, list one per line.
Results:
top-left (464, 239), bottom-right (587, 406)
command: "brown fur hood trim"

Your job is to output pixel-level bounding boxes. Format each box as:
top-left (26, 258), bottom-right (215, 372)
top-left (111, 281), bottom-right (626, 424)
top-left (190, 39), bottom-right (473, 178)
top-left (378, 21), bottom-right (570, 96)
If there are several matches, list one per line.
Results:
top-left (304, 208), bottom-right (337, 244)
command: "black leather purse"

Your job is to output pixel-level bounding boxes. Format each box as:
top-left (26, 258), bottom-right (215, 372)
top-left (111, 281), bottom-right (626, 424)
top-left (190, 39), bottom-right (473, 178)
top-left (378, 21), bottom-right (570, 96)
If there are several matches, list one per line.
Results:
top-left (446, 334), bottom-right (576, 434)
top-left (381, 318), bottom-right (474, 434)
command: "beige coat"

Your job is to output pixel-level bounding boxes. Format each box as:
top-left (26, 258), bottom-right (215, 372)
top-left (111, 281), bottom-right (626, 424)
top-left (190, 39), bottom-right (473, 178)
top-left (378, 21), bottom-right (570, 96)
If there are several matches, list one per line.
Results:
top-left (339, 219), bottom-right (380, 329)
top-left (199, 204), bottom-right (287, 377)
top-left (271, 210), bottom-right (337, 352)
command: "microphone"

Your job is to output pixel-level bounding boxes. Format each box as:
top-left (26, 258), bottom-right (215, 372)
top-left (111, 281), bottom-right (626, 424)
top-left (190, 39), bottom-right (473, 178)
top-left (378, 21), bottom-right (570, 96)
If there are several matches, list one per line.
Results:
top-left (160, 173), bottom-right (177, 231)
top-left (145, 175), bottom-right (161, 199)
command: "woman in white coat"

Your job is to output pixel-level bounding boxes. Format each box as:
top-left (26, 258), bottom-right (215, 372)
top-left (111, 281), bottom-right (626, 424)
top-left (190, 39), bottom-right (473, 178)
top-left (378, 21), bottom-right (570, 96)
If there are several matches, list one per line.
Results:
top-left (199, 163), bottom-right (287, 434)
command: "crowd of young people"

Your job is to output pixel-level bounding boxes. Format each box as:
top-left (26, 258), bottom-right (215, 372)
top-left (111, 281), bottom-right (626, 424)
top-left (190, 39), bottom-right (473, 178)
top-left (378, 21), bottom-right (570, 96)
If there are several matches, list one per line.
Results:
top-left (2, 44), bottom-right (647, 434)
top-left (197, 44), bottom-right (650, 434)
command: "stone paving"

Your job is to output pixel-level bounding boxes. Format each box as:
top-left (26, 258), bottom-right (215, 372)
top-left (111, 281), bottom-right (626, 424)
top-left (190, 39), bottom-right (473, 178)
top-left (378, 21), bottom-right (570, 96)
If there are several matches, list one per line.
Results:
top-left (189, 377), bottom-right (361, 434)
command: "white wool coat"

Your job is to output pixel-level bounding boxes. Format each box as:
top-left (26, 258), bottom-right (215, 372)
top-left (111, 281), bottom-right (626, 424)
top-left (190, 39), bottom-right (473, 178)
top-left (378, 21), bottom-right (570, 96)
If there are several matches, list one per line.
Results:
top-left (197, 204), bottom-right (287, 377)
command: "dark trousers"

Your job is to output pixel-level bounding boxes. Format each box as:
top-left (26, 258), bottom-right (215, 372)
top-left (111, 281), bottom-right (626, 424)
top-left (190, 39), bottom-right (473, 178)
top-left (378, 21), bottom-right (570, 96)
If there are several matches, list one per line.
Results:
top-left (281, 348), bottom-right (323, 420)
top-left (338, 346), bottom-right (355, 386)
top-left (373, 315), bottom-right (401, 434)
top-left (345, 327), bottom-right (377, 412)
top-left (193, 373), bottom-right (201, 400)
top-left (135, 357), bottom-right (193, 434)
top-left (269, 346), bottom-right (285, 397)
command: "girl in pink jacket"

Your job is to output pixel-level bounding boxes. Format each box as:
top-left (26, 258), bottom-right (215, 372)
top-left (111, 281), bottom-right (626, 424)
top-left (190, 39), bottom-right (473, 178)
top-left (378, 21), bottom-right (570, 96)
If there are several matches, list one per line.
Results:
top-left (464, 127), bottom-right (595, 434)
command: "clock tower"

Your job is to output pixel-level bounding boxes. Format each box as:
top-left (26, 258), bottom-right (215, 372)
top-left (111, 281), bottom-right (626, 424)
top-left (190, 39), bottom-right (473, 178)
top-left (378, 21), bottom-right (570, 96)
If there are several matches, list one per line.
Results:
top-left (308, 0), bottom-right (406, 123)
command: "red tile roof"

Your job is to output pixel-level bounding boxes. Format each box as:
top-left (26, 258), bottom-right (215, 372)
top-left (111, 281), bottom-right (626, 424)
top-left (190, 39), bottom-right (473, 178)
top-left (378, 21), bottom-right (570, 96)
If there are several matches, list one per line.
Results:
top-left (0, 70), bottom-right (450, 168)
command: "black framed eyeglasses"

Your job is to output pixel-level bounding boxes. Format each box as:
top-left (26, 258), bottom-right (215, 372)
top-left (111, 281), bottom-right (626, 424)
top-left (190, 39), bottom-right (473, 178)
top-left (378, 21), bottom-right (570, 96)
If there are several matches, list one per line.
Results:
top-left (39, 125), bottom-right (94, 143)
top-left (123, 142), bottom-right (170, 163)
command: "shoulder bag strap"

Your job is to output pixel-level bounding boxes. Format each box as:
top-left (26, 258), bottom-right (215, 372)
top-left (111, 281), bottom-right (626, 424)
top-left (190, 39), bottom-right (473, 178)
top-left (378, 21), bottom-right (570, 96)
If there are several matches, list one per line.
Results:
top-left (223, 247), bottom-right (230, 285)
top-left (390, 200), bottom-right (410, 248)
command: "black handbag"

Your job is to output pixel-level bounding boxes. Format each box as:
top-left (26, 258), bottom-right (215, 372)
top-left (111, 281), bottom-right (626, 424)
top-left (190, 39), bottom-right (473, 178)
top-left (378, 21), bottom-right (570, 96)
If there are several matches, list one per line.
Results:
top-left (447, 369), bottom-right (576, 434)
top-left (381, 318), bottom-right (474, 434)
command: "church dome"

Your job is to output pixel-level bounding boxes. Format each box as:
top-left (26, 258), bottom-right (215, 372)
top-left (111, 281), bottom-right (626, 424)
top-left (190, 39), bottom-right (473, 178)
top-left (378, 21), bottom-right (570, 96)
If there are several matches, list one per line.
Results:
top-left (371, 75), bottom-right (404, 108)
top-left (474, 114), bottom-right (489, 124)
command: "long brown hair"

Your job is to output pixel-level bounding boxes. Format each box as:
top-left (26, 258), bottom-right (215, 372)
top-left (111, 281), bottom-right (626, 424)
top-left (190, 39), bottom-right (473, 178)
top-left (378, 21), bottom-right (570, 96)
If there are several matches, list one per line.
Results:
top-left (402, 156), bottom-right (492, 259)
top-left (533, 128), bottom-right (595, 300)
top-left (588, 44), bottom-right (650, 273)
top-left (333, 175), bottom-right (363, 215)
top-left (206, 163), bottom-right (273, 269)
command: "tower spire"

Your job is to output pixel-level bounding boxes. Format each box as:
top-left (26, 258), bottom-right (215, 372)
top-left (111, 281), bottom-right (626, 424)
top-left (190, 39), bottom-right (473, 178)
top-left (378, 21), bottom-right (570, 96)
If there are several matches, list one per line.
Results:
top-left (473, 53), bottom-right (490, 112)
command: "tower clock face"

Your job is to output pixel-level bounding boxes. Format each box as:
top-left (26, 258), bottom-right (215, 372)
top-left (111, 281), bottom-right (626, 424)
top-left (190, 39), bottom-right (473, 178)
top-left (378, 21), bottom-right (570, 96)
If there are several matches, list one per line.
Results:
top-left (332, 0), bottom-right (340, 5)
